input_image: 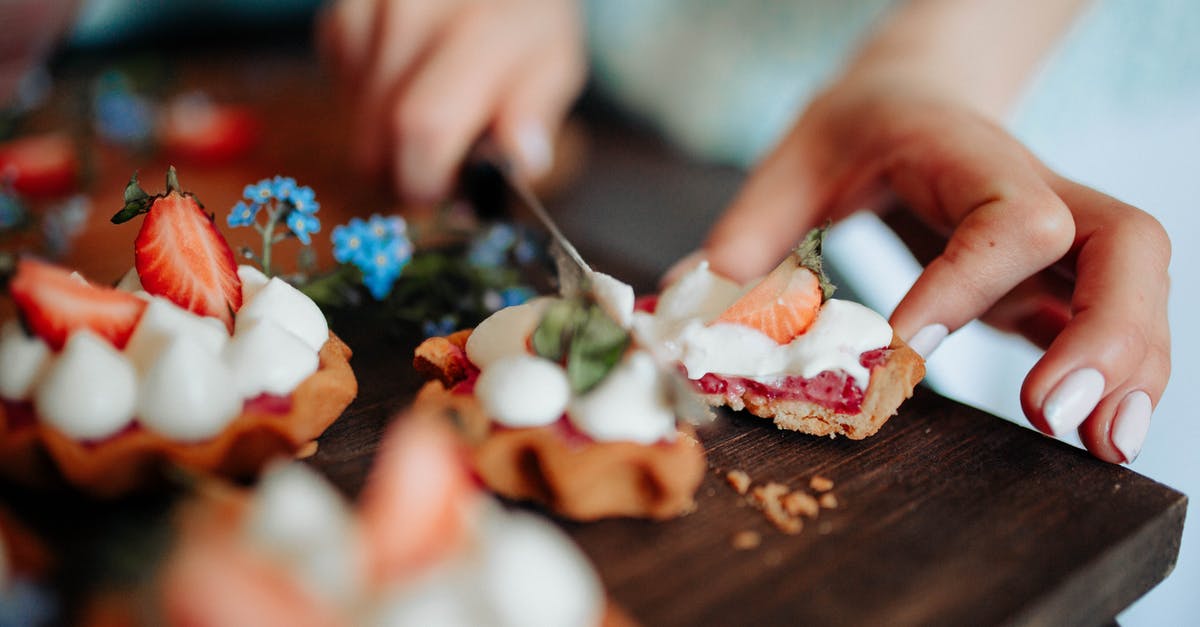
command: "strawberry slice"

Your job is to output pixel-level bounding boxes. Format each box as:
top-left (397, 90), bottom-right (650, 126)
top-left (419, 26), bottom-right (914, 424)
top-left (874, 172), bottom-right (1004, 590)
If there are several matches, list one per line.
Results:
top-left (0, 133), bottom-right (80, 198)
top-left (124, 169), bottom-right (242, 331)
top-left (714, 226), bottom-right (836, 344)
top-left (9, 258), bottom-right (148, 350)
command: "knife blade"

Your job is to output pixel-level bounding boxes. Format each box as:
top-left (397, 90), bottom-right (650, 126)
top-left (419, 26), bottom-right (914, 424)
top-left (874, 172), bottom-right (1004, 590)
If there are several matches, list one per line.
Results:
top-left (467, 141), bottom-right (593, 299)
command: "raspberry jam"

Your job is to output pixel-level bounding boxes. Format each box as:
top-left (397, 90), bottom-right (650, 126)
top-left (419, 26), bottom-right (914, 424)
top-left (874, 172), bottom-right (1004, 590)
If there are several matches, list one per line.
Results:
top-left (694, 348), bottom-right (890, 414)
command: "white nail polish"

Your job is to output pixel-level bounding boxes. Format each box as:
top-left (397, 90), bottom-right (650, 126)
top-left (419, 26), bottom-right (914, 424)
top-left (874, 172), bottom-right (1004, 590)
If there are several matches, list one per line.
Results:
top-left (906, 324), bottom-right (948, 360)
top-left (1043, 368), bottom-right (1106, 436)
top-left (1112, 391), bottom-right (1152, 463)
top-left (515, 122), bottom-right (553, 177)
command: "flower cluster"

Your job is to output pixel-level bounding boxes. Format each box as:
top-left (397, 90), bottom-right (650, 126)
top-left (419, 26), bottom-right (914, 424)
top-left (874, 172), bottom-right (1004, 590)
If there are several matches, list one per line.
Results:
top-left (227, 175), bottom-right (320, 276)
top-left (332, 214), bottom-right (414, 300)
top-left (467, 223), bottom-right (539, 268)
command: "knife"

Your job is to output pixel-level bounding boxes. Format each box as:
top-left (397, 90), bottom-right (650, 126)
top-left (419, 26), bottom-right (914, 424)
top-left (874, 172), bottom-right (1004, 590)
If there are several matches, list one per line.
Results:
top-left (465, 140), bottom-right (593, 299)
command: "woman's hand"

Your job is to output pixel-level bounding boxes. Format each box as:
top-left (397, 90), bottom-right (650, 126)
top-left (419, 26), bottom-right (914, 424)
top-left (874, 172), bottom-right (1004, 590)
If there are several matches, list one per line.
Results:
top-left (320, 0), bottom-right (586, 201)
top-left (700, 75), bottom-right (1171, 464)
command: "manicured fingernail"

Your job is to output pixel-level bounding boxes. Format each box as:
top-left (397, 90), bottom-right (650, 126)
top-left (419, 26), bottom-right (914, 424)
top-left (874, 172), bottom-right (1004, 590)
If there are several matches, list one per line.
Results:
top-left (400, 142), bottom-right (442, 202)
top-left (1111, 390), bottom-right (1152, 463)
top-left (1043, 368), bottom-right (1106, 436)
top-left (661, 250), bottom-right (707, 287)
top-left (907, 324), bottom-right (948, 360)
top-left (514, 121), bottom-right (553, 178)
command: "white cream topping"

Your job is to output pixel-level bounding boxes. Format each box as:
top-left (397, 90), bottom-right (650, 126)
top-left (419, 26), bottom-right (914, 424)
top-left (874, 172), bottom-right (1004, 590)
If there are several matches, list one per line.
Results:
top-left (589, 271), bottom-right (634, 328)
top-left (464, 298), bottom-right (549, 370)
top-left (477, 507), bottom-right (605, 627)
top-left (244, 462), bottom-right (362, 607)
top-left (236, 277), bottom-right (329, 352)
top-left (115, 267), bottom-right (143, 292)
top-left (567, 351), bottom-right (677, 444)
top-left (223, 318), bottom-right (319, 398)
top-left (137, 335), bottom-right (242, 442)
top-left (237, 264), bottom-right (270, 303)
top-left (636, 263), bottom-right (893, 388)
top-left (0, 321), bottom-right (50, 401)
top-left (124, 297), bottom-right (229, 373)
top-left (475, 355), bottom-right (570, 428)
top-left (35, 331), bottom-right (137, 440)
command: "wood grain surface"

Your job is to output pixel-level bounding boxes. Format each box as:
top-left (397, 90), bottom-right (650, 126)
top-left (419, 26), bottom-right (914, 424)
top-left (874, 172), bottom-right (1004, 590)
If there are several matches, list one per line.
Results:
top-left (0, 46), bottom-right (1185, 626)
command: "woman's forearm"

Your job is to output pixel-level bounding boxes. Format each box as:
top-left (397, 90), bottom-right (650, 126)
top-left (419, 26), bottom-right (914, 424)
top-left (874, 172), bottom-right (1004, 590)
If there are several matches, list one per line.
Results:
top-left (843, 0), bottom-right (1089, 119)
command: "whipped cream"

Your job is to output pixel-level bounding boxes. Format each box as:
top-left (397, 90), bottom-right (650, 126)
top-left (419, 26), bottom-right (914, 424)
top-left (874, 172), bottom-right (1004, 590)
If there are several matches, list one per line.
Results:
top-left (35, 331), bottom-right (137, 440)
top-left (634, 263), bottom-right (893, 388)
top-left (0, 321), bottom-right (50, 401)
top-left (137, 334), bottom-right (242, 442)
top-left (465, 299), bottom-right (549, 369)
top-left (236, 275), bottom-right (328, 352)
top-left (475, 355), bottom-right (570, 428)
top-left (7, 263), bottom-right (329, 444)
top-left (464, 278), bottom-right (679, 443)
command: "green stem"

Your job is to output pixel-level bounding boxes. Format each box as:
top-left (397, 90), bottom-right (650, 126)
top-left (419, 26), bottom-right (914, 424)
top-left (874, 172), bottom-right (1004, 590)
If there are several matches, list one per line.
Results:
top-left (261, 202), bottom-right (278, 277)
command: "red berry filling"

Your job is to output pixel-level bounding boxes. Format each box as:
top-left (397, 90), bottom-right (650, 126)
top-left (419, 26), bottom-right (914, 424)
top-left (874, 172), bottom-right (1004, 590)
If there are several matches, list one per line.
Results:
top-left (693, 347), bottom-right (891, 414)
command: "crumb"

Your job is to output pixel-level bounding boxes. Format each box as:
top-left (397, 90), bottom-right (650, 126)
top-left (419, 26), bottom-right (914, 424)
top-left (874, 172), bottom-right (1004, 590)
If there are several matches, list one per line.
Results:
top-left (726, 470), bottom-right (752, 495)
top-left (732, 530), bottom-right (761, 550)
top-left (782, 491), bottom-right (820, 519)
top-left (818, 493), bottom-right (839, 509)
top-left (751, 482), bottom-right (803, 535)
top-left (817, 521), bottom-right (834, 535)
top-left (295, 441), bottom-right (319, 459)
top-left (810, 475), bottom-right (834, 492)
top-left (763, 551), bottom-right (783, 566)
top-left (705, 487), bottom-right (716, 498)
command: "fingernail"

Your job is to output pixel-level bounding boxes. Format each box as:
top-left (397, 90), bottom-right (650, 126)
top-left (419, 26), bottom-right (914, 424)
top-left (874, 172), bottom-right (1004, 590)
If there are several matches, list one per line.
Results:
top-left (514, 121), bottom-right (553, 178)
top-left (661, 250), bottom-right (707, 287)
top-left (1043, 368), bottom-right (1106, 436)
top-left (1111, 390), bottom-right (1152, 463)
top-left (906, 324), bottom-right (948, 360)
top-left (400, 142), bottom-right (442, 202)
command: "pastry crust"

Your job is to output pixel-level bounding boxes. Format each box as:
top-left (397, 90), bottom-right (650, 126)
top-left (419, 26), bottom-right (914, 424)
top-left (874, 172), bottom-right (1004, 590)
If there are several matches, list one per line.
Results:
top-left (0, 333), bottom-right (356, 497)
top-left (414, 333), bottom-right (706, 521)
top-left (702, 333), bottom-right (924, 439)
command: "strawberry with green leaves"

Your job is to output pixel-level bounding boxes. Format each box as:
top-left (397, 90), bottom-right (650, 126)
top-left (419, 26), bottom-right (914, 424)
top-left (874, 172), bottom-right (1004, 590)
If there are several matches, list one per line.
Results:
top-left (112, 168), bottom-right (242, 332)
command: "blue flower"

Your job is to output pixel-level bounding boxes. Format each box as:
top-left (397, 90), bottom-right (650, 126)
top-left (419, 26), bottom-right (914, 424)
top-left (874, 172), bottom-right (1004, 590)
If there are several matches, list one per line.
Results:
top-left (227, 200), bottom-right (260, 228)
top-left (271, 176), bottom-right (298, 200)
top-left (500, 286), bottom-right (534, 307)
top-left (331, 217), bottom-right (370, 266)
top-left (422, 314), bottom-right (458, 338)
top-left (243, 179), bottom-right (274, 204)
top-left (362, 267), bottom-right (399, 300)
top-left (286, 211), bottom-right (320, 245)
top-left (468, 223), bottom-right (519, 267)
top-left (367, 214), bottom-right (406, 240)
top-left (289, 185), bottom-right (319, 214)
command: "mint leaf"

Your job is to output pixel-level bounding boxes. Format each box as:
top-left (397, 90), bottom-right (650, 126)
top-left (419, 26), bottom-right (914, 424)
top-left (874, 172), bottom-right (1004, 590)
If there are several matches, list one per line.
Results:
top-left (566, 303), bottom-right (630, 394)
top-left (795, 224), bottom-right (836, 301)
top-left (531, 299), bottom-right (582, 363)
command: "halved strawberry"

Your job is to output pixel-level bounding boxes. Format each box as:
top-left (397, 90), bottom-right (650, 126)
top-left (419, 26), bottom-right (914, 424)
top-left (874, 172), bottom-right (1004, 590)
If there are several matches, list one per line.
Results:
top-left (714, 226), bottom-right (836, 344)
top-left (0, 133), bottom-right (79, 198)
top-left (119, 169), bottom-right (242, 331)
top-left (9, 258), bottom-right (148, 350)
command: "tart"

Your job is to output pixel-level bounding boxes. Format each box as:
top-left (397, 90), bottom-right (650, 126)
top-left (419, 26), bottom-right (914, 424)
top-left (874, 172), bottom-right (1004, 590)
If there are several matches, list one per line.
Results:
top-left (414, 278), bottom-right (706, 521)
top-left (0, 171), bottom-right (356, 496)
top-left (159, 412), bottom-right (625, 627)
top-left (635, 227), bottom-right (924, 439)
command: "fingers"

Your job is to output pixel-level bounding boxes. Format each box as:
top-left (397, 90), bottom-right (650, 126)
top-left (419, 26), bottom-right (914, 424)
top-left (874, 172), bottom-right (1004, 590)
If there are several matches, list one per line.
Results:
top-left (703, 125), bottom-right (830, 282)
top-left (1020, 178), bottom-right (1171, 463)
top-left (491, 40), bottom-right (585, 180)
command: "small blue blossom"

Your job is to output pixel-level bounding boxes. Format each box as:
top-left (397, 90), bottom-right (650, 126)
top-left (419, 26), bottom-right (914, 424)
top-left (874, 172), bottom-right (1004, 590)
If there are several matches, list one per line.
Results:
top-left (243, 179), bottom-right (274, 204)
top-left (500, 286), bottom-right (534, 308)
top-left (286, 211), bottom-right (320, 245)
top-left (271, 176), bottom-right (298, 200)
top-left (289, 185), bottom-right (319, 214)
top-left (513, 237), bottom-right (538, 264)
top-left (331, 217), bottom-right (370, 266)
top-left (362, 267), bottom-right (399, 300)
top-left (226, 200), bottom-right (260, 227)
top-left (467, 223), bottom-right (520, 268)
top-left (422, 314), bottom-right (458, 338)
top-left (367, 214), bottom-right (406, 240)
top-left (0, 192), bottom-right (27, 230)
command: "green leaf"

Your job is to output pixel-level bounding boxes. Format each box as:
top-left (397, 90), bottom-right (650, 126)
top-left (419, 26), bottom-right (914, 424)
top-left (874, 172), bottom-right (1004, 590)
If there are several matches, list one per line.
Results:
top-left (531, 299), bottom-right (581, 363)
top-left (165, 166), bottom-right (180, 194)
top-left (794, 223), bottom-right (836, 301)
top-left (566, 303), bottom-right (630, 393)
top-left (112, 172), bottom-right (152, 224)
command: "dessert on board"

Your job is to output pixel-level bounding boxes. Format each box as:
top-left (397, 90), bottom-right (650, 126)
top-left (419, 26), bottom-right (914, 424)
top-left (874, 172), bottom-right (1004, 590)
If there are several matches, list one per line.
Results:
top-left (0, 169), bottom-right (356, 496)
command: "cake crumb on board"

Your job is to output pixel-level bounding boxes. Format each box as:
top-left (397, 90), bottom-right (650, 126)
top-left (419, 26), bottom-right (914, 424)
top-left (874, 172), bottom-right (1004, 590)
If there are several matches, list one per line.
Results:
top-left (726, 470), bottom-right (752, 495)
top-left (810, 475), bottom-right (834, 492)
top-left (732, 530), bottom-right (762, 550)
